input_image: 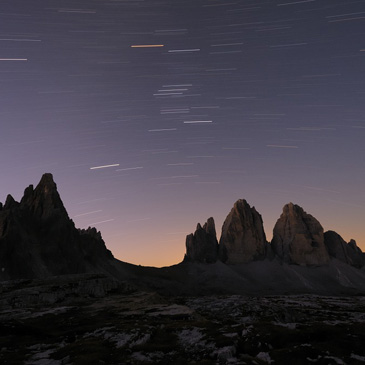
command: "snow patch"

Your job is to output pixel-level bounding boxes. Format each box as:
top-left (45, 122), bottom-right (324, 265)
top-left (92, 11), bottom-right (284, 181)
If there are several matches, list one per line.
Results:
top-left (130, 333), bottom-right (151, 347)
top-left (324, 356), bottom-right (346, 364)
top-left (256, 351), bottom-right (273, 363)
top-left (213, 346), bottom-right (236, 362)
top-left (307, 356), bottom-right (321, 362)
top-left (177, 327), bottom-right (204, 347)
top-left (272, 321), bottom-right (296, 329)
top-left (147, 304), bottom-right (193, 316)
top-left (131, 351), bottom-right (165, 362)
top-left (223, 332), bottom-right (238, 338)
top-left (28, 306), bottom-right (73, 318)
top-left (351, 353), bottom-right (365, 362)
top-left (25, 344), bottom-right (65, 365)
top-left (85, 327), bottom-right (150, 349)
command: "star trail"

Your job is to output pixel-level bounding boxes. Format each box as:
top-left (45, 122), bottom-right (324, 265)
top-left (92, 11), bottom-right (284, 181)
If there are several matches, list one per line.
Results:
top-left (1, 0), bottom-right (364, 266)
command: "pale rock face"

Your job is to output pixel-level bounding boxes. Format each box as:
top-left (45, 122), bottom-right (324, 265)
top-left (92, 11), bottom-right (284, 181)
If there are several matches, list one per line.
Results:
top-left (185, 217), bottom-right (218, 263)
top-left (271, 203), bottom-right (329, 266)
top-left (218, 199), bottom-right (267, 264)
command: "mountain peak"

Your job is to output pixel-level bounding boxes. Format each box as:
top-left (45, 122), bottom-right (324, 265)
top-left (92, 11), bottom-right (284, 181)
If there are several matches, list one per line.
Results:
top-left (203, 217), bottom-right (216, 237)
top-left (0, 173), bottom-right (114, 280)
top-left (272, 203), bottom-right (329, 265)
top-left (283, 202), bottom-right (302, 215)
top-left (3, 194), bottom-right (18, 210)
top-left (20, 173), bottom-right (68, 221)
top-left (219, 199), bottom-right (267, 264)
top-left (37, 173), bottom-right (57, 192)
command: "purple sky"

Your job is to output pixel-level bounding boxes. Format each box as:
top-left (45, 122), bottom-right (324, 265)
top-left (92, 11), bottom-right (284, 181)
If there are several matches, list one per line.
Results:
top-left (1, 0), bottom-right (364, 266)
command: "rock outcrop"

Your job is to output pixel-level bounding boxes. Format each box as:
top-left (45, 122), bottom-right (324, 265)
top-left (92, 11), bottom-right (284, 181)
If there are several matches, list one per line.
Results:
top-left (324, 231), bottom-right (365, 268)
top-left (184, 217), bottom-right (218, 263)
top-left (271, 203), bottom-right (329, 266)
top-left (219, 200), bottom-right (267, 264)
top-left (347, 239), bottom-right (365, 268)
top-left (0, 173), bottom-right (114, 280)
top-left (324, 231), bottom-right (351, 264)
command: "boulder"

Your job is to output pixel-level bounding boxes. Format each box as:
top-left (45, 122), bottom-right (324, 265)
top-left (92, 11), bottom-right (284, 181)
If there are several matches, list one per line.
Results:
top-left (271, 203), bottom-right (329, 266)
top-left (218, 199), bottom-right (267, 264)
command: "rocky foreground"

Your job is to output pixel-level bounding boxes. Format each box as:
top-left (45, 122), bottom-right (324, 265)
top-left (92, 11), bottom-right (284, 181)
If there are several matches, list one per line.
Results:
top-left (0, 276), bottom-right (364, 364)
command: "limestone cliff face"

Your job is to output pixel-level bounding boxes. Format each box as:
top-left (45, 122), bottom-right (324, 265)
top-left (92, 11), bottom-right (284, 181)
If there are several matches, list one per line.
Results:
top-left (218, 200), bottom-right (267, 264)
top-left (271, 203), bottom-right (329, 266)
top-left (185, 217), bottom-right (218, 263)
top-left (0, 174), bottom-right (113, 280)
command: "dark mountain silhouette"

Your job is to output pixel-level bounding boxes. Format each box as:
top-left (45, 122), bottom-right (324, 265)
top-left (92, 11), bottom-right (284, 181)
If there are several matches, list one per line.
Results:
top-left (184, 217), bottom-right (219, 263)
top-left (0, 174), bottom-right (115, 280)
top-left (0, 173), bottom-right (364, 296)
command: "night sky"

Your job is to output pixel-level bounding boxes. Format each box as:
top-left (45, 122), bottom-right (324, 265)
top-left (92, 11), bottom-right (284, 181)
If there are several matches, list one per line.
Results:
top-left (1, 0), bottom-right (364, 267)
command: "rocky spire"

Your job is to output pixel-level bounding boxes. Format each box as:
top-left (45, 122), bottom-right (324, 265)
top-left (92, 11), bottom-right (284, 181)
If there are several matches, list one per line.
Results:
top-left (3, 195), bottom-right (18, 210)
top-left (20, 173), bottom-right (69, 221)
top-left (204, 217), bottom-right (216, 238)
top-left (218, 199), bottom-right (267, 264)
top-left (271, 203), bottom-right (329, 266)
top-left (185, 217), bottom-right (218, 263)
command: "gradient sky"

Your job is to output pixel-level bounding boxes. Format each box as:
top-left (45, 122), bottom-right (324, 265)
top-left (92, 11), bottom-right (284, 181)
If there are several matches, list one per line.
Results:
top-left (1, 0), bottom-right (364, 267)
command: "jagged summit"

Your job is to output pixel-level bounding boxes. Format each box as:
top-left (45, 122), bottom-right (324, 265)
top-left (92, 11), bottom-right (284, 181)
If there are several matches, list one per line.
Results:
top-left (1, 173), bottom-right (364, 295)
top-left (22, 172), bottom-right (57, 198)
top-left (184, 199), bottom-right (364, 270)
top-left (203, 217), bottom-right (216, 238)
top-left (3, 194), bottom-right (18, 210)
top-left (0, 173), bottom-right (113, 280)
top-left (184, 217), bottom-right (218, 263)
top-left (20, 173), bottom-right (69, 221)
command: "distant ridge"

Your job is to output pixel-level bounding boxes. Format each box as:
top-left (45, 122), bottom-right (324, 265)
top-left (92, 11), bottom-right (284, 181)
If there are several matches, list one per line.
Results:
top-left (1, 173), bottom-right (365, 296)
top-left (184, 199), bottom-right (365, 269)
